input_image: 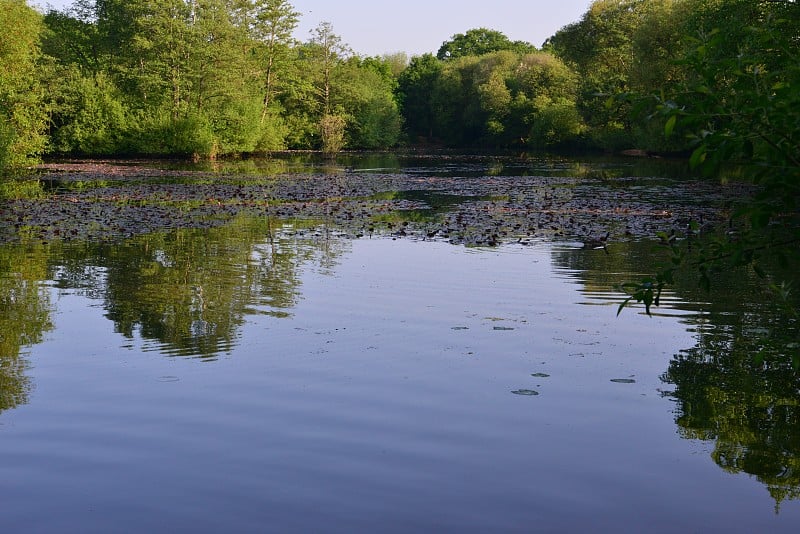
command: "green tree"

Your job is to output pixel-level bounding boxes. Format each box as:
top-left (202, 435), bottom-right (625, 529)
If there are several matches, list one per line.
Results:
top-left (41, 2), bottom-right (104, 73)
top-left (303, 22), bottom-right (351, 151)
top-left (437, 28), bottom-right (535, 60)
top-left (47, 68), bottom-right (130, 155)
top-left (397, 53), bottom-right (442, 141)
top-left (423, 50), bottom-right (582, 148)
top-left (41, 3), bottom-right (134, 155)
top-left (618, 1), bottom-right (800, 347)
top-left (548, 0), bottom-right (647, 149)
top-left (246, 0), bottom-right (299, 124)
top-left (0, 0), bottom-right (47, 169)
top-left (337, 57), bottom-right (402, 149)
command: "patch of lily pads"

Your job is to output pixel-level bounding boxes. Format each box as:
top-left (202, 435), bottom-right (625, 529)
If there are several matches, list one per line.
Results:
top-left (1, 158), bottom-right (744, 247)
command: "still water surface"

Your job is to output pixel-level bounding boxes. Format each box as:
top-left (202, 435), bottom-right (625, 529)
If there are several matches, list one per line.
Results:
top-left (1, 155), bottom-right (798, 532)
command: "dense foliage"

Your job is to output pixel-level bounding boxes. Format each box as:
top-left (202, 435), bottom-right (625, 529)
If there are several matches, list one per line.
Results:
top-left (0, 0), bottom-right (797, 180)
top-left (0, 0), bottom-right (47, 168)
top-left (24, 0), bottom-right (405, 159)
top-left (615, 1), bottom-right (799, 308)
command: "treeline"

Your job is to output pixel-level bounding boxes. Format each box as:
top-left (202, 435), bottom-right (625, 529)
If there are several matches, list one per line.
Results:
top-left (0, 0), bottom-right (798, 167)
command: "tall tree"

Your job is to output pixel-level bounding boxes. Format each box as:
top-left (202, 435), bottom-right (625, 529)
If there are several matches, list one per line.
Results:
top-left (548, 0), bottom-right (648, 149)
top-left (0, 0), bottom-right (47, 169)
top-left (307, 21), bottom-right (350, 114)
top-left (397, 53), bottom-right (442, 141)
top-left (246, 0), bottom-right (299, 123)
top-left (305, 22), bottom-right (350, 152)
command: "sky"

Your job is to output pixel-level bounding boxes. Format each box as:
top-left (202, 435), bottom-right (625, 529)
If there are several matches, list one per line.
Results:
top-left (36, 0), bottom-right (592, 57)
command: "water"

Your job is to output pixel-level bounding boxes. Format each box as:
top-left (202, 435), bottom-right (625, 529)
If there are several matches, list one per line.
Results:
top-left (1, 155), bottom-right (798, 532)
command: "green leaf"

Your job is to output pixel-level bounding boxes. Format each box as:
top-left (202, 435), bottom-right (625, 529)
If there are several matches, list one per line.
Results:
top-left (689, 145), bottom-right (707, 169)
top-left (664, 115), bottom-right (677, 137)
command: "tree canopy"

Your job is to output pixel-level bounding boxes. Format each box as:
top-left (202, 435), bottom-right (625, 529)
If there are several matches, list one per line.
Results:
top-left (0, 0), bottom-right (796, 171)
top-left (436, 28), bottom-right (536, 60)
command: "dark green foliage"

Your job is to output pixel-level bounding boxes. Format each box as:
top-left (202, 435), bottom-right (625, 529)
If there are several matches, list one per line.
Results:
top-left (618, 0), bottom-right (800, 346)
top-left (397, 54), bottom-right (442, 141)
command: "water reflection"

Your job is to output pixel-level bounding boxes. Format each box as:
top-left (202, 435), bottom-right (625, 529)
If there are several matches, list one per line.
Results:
top-left (665, 327), bottom-right (800, 509)
top-left (551, 241), bottom-right (800, 507)
top-left (0, 239), bottom-right (54, 413)
top-left (44, 216), bottom-right (346, 360)
top-left (119, 151), bottom-right (698, 181)
top-left (1, 153), bottom-right (798, 514)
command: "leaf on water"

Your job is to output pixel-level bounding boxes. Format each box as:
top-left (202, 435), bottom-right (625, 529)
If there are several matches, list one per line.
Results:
top-left (511, 389), bottom-right (540, 396)
top-left (610, 378), bottom-right (636, 384)
top-left (531, 373), bottom-right (550, 378)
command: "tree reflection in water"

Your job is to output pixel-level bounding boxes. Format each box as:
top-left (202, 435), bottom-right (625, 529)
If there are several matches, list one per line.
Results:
top-left (664, 311), bottom-right (800, 510)
top-left (0, 239), bottom-right (54, 413)
top-left (551, 240), bottom-right (800, 509)
top-left (54, 214), bottom-right (347, 359)
top-left (2, 210), bottom-right (798, 509)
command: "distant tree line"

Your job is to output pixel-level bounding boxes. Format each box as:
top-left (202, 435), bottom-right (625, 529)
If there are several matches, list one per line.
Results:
top-left (0, 0), bottom-right (797, 166)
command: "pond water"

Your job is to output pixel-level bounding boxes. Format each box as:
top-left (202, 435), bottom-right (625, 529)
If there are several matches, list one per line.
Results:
top-left (1, 154), bottom-right (798, 532)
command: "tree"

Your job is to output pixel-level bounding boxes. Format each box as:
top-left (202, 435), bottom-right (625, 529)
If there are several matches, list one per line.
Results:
top-left (548, 0), bottom-right (648, 149)
top-left (397, 53), bottom-right (442, 141)
top-left (303, 22), bottom-right (351, 152)
top-left (307, 22), bottom-right (350, 114)
top-left (618, 0), bottom-right (800, 348)
top-left (338, 57), bottom-right (402, 149)
top-left (41, 3), bottom-right (103, 73)
top-left (0, 0), bottom-right (47, 169)
top-left (437, 28), bottom-right (535, 60)
top-left (419, 50), bottom-right (582, 148)
top-left (245, 0), bottom-right (299, 123)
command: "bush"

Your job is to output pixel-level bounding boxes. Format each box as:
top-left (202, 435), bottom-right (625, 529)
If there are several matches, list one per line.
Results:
top-left (128, 109), bottom-right (216, 157)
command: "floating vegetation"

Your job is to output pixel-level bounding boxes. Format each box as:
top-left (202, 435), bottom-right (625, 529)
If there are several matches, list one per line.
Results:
top-left (511, 389), bottom-right (540, 396)
top-left (531, 373), bottom-right (551, 378)
top-left (1, 157), bottom-right (740, 247)
top-left (610, 378), bottom-right (636, 384)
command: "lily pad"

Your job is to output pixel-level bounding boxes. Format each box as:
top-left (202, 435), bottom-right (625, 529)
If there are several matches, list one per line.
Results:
top-left (156, 375), bottom-right (180, 382)
top-left (610, 378), bottom-right (636, 384)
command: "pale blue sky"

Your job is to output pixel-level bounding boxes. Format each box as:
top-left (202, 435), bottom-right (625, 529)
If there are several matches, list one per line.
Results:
top-left (36, 0), bottom-right (592, 57)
